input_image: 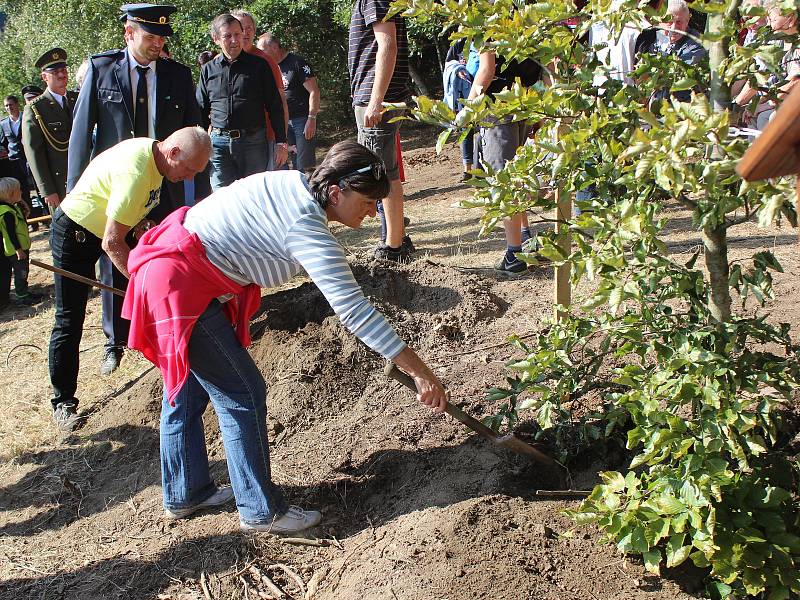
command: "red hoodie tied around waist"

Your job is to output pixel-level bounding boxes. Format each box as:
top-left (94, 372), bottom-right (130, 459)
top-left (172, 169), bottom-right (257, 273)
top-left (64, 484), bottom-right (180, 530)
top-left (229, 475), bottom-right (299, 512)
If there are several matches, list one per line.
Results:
top-left (122, 207), bottom-right (262, 406)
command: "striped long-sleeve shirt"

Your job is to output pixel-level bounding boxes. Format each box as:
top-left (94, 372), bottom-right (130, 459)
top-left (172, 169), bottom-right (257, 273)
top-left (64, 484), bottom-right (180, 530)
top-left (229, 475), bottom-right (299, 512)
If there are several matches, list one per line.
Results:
top-left (183, 170), bottom-right (406, 359)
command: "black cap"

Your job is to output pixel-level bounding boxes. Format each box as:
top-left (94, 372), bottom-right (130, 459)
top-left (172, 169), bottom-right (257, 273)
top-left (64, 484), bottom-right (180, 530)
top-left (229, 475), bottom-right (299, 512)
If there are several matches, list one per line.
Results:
top-left (35, 48), bottom-right (68, 72)
top-left (21, 85), bottom-right (43, 100)
top-left (119, 3), bottom-right (177, 36)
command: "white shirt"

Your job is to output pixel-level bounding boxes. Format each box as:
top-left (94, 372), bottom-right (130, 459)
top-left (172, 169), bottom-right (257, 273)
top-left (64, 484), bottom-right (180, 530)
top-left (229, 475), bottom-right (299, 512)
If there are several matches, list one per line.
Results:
top-left (49, 90), bottom-right (66, 109)
top-left (589, 21), bottom-right (641, 88)
top-left (127, 48), bottom-right (156, 139)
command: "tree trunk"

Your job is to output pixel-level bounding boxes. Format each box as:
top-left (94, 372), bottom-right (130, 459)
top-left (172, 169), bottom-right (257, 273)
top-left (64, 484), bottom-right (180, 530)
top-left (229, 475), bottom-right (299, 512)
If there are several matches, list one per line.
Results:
top-left (702, 225), bottom-right (732, 323)
top-left (703, 2), bottom-right (739, 322)
top-left (408, 61), bottom-right (430, 97)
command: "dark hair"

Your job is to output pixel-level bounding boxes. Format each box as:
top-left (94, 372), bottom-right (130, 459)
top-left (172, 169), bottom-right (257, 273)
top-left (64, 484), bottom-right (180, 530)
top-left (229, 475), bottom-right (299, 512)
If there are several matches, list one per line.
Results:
top-left (198, 50), bottom-right (216, 66)
top-left (210, 14), bottom-right (242, 39)
top-left (4, 95), bottom-right (18, 105)
top-left (308, 139), bottom-right (390, 209)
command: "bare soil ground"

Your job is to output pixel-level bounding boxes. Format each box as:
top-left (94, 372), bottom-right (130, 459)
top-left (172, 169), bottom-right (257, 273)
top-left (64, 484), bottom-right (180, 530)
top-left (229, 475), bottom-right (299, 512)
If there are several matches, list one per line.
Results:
top-left (1, 125), bottom-right (799, 600)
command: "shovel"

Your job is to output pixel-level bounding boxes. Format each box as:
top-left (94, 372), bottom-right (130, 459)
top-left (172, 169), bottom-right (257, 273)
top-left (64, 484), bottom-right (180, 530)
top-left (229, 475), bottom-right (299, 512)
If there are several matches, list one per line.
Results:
top-left (384, 363), bottom-right (567, 477)
top-left (31, 259), bottom-right (126, 297)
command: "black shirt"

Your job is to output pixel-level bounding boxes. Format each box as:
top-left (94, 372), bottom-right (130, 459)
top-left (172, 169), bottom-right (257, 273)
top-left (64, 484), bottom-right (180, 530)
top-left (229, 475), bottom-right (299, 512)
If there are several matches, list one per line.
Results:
top-left (487, 56), bottom-right (542, 98)
top-left (197, 51), bottom-right (286, 143)
top-left (348, 0), bottom-right (411, 107)
top-left (279, 52), bottom-right (314, 119)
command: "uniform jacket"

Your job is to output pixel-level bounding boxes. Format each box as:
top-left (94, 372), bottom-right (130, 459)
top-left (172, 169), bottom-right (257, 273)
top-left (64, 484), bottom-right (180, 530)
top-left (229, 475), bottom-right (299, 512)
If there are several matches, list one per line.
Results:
top-left (22, 89), bottom-right (77, 200)
top-left (0, 115), bottom-right (26, 161)
top-left (67, 50), bottom-right (211, 216)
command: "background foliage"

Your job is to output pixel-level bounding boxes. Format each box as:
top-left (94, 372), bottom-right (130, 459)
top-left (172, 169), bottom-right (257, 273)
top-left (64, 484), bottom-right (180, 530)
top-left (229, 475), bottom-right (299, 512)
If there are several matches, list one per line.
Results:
top-left (0, 0), bottom-right (446, 133)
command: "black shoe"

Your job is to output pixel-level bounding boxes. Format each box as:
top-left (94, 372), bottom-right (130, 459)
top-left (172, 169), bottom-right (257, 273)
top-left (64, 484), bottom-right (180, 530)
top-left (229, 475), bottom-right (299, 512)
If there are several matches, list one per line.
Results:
top-left (462, 172), bottom-right (471, 182)
top-left (99, 349), bottom-right (123, 376)
top-left (494, 254), bottom-right (527, 274)
top-left (374, 244), bottom-right (413, 264)
top-left (14, 293), bottom-right (42, 306)
top-left (401, 234), bottom-right (415, 254)
top-left (53, 403), bottom-right (80, 432)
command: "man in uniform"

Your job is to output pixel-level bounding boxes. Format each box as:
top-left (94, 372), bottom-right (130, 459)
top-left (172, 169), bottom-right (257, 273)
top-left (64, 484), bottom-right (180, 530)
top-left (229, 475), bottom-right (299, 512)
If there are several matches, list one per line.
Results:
top-left (22, 85), bottom-right (43, 104)
top-left (22, 48), bottom-right (77, 214)
top-left (68, 3), bottom-right (210, 376)
top-left (49, 127), bottom-right (211, 431)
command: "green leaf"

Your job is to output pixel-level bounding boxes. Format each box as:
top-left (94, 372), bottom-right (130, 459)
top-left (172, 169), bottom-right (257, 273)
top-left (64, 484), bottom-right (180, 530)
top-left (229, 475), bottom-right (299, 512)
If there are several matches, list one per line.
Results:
top-left (666, 535), bottom-right (692, 568)
top-left (643, 549), bottom-right (661, 575)
top-left (435, 129), bottom-right (452, 154)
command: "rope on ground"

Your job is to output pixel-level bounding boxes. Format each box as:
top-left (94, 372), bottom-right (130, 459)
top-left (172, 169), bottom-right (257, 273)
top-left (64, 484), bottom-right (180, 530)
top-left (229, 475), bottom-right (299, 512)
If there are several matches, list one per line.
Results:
top-left (6, 343), bottom-right (42, 366)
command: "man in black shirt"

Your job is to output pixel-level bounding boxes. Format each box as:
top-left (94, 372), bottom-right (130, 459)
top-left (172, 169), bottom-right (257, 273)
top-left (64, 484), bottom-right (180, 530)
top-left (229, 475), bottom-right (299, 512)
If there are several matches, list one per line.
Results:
top-left (197, 13), bottom-right (286, 190)
top-left (258, 33), bottom-right (320, 171)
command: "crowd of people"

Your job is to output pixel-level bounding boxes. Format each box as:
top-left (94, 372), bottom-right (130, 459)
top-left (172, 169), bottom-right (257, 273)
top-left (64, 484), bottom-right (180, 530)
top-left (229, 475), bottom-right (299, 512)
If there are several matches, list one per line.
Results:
top-left (0, 0), bottom-right (797, 534)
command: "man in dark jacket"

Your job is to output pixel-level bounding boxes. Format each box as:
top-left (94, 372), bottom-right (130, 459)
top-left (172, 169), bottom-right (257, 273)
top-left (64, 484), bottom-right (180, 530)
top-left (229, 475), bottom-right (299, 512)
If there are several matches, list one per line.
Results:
top-left (68, 3), bottom-right (210, 376)
top-left (0, 96), bottom-right (33, 213)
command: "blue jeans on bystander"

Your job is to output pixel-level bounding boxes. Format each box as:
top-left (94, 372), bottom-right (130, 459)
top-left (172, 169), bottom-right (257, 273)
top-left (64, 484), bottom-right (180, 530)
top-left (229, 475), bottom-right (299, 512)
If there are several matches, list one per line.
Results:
top-left (287, 116), bottom-right (317, 171)
top-left (210, 129), bottom-right (269, 191)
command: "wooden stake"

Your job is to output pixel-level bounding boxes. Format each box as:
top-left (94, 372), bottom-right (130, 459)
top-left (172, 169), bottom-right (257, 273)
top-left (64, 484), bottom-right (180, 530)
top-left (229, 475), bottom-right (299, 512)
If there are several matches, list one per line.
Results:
top-left (554, 184), bottom-right (571, 321)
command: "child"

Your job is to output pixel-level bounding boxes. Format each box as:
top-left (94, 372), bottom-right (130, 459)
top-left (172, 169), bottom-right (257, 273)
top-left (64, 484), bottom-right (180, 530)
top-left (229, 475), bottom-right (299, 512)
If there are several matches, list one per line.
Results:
top-left (0, 176), bottom-right (40, 307)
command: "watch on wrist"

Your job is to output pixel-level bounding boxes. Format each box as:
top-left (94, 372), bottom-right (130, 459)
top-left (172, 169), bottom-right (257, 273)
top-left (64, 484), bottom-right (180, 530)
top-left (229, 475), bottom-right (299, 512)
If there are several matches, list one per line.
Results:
top-left (307, 114), bottom-right (317, 120)
top-left (276, 142), bottom-right (288, 149)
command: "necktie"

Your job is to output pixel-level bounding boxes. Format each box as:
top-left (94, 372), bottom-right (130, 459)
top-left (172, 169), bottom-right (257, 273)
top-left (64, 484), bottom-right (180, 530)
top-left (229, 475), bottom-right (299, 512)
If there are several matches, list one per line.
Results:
top-left (134, 65), bottom-right (150, 137)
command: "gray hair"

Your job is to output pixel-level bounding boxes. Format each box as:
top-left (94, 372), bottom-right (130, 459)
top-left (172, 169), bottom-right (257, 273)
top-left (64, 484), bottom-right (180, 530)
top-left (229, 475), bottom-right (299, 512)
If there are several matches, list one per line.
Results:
top-left (231, 9), bottom-right (256, 28)
top-left (260, 31), bottom-right (281, 47)
top-left (0, 177), bottom-right (21, 202)
top-left (166, 126), bottom-right (212, 161)
top-left (667, 0), bottom-right (690, 15)
top-left (209, 13), bottom-right (242, 39)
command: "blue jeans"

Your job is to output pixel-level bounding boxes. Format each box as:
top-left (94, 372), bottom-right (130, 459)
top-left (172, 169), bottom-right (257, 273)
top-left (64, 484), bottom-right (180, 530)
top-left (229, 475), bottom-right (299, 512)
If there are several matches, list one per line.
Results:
top-left (160, 300), bottom-right (288, 523)
top-left (210, 129), bottom-right (269, 191)
top-left (287, 116), bottom-right (317, 171)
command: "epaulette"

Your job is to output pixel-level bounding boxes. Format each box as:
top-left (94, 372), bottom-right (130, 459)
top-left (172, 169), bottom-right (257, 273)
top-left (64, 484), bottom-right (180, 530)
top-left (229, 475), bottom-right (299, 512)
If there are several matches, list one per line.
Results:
top-left (90, 48), bottom-right (125, 60)
top-left (28, 94), bottom-right (48, 106)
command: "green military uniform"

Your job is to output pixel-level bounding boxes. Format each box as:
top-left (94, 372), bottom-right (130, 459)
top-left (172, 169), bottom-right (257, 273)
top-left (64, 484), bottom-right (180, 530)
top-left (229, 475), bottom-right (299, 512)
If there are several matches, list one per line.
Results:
top-left (22, 48), bottom-right (77, 202)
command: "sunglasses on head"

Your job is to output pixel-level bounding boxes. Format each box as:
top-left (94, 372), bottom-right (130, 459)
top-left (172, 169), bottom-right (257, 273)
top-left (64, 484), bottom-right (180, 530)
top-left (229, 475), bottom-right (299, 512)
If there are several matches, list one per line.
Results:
top-left (338, 162), bottom-right (384, 187)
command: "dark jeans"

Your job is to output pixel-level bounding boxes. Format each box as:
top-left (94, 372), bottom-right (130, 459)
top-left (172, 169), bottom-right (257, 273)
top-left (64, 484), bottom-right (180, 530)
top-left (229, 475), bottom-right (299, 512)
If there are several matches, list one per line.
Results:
top-left (210, 129), bottom-right (268, 191)
top-left (0, 252), bottom-right (29, 302)
top-left (48, 207), bottom-right (103, 409)
top-left (286, 116), bottom-right (317, 171)
top-left (460, 130), bottom-right (475, 166)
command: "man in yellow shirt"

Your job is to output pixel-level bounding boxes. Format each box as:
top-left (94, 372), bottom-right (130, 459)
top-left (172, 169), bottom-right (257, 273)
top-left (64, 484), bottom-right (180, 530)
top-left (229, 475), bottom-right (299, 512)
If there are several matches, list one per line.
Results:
top-left (48, 126), bottom-right (211, 431)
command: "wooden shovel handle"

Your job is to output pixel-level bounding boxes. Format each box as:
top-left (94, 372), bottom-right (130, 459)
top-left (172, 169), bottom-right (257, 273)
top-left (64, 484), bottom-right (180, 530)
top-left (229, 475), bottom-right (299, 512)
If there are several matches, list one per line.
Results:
top-left (31, 258), bottom-right (126, 297)
top-left (383, 363), bottom-right (502, 442)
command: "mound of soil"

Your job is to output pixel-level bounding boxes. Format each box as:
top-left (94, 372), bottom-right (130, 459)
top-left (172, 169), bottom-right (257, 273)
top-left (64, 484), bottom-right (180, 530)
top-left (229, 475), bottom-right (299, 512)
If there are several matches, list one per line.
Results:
top-left (1, 259), bottom-right (700, 600)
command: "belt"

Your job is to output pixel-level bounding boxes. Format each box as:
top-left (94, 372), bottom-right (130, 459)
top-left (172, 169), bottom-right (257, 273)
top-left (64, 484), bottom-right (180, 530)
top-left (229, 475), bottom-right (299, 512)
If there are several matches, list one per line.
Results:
top-left (210, 127), bottom-right (260, 139)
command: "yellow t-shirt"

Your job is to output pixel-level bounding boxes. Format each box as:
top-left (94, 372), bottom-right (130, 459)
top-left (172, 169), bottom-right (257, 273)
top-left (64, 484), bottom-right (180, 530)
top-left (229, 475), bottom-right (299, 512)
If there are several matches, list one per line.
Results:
top-left (61, 138), bottom-right (163, 238)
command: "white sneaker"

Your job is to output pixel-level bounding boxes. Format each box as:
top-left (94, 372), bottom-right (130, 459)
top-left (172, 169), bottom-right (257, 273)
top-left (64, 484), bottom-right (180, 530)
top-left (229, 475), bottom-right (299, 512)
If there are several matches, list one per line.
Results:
top-left (164, 485), bottom-right (235, 519)
top-left (240, 505), bottom-right (322, 533)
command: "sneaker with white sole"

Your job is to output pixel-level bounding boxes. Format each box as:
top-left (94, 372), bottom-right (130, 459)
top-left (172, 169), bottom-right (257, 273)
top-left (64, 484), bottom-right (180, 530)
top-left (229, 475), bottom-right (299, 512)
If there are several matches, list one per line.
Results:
top-left (240, 505), bottom-right (322, 534)
top-left (164, 485), bottom-right (235, 519)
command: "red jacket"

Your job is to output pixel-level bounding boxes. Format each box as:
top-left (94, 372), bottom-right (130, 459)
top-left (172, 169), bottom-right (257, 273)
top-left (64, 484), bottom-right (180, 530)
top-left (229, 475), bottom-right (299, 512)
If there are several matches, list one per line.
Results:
top-left (122, 207), bottom-right (262, 405)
